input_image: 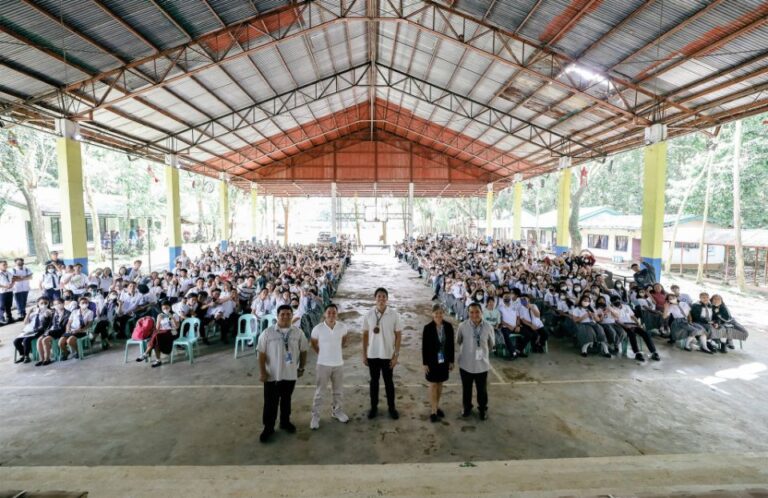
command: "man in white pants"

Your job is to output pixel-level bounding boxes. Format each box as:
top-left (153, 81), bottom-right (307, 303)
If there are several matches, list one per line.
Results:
top-left (310, 303), bottom-right (350, 429)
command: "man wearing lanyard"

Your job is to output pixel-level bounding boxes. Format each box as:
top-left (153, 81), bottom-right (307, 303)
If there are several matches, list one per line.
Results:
top-left (0, 260), bottom-right (15, 325)
top-left (457, 302), bottom-right (495, 420)
top-left (309, 303), bottom-right (350, 430)
top-left (362, 287), bottom-right (403, 420)
top-left (257, 304), bottom-right (308, 443)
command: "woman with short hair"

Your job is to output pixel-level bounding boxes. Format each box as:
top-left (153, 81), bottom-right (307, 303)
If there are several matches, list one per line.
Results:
top-left (710, 294), bottom-right (748, 352)
top-left (422, 304), bottom-right (455, 423)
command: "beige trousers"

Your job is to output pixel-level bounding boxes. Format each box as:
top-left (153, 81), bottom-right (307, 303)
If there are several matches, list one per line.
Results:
top-left (312, 364), bottom-right (344, 416)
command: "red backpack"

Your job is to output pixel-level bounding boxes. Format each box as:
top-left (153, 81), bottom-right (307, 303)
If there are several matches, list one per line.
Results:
top-left (131, 316), bottom-right (155, 340)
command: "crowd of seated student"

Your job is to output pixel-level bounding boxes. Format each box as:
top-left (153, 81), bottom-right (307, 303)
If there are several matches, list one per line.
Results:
top-left (13, 241), bottom-right (350, 368)
top-left (396, 236), bottom-right (748, 362)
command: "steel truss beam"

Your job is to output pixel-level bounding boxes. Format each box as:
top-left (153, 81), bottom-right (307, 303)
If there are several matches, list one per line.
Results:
top-left (151, 64), bottom-right (370, 153)
top-left (376, 65), bottom-right (603, 159)
top-left (2, 0), bottom-right (668, 127)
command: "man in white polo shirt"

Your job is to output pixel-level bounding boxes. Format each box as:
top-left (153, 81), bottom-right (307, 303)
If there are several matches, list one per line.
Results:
top-left (362, 287), bottom-right (402, 420)
top-left (258, 304), bottom-right (308, 443)
top-left (310, 303), bottom-right (349, 430)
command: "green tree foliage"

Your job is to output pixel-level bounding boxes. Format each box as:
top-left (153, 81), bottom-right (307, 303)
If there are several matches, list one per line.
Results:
top-left (0, 126), bottom-right (57, 259)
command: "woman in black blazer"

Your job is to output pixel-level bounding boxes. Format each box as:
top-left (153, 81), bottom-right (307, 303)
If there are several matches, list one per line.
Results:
top-left (422, 303), bottom-right (455, 422)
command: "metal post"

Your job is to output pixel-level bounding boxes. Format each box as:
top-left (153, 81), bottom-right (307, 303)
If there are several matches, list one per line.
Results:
top-left (408, 182), bottom-right (414, 240)
top-left (110, 231), bottom-right (115, 274)
top-left (147, 217), bottom-right (152, 271)
top-left (331, 182), bottom-right (337, 243)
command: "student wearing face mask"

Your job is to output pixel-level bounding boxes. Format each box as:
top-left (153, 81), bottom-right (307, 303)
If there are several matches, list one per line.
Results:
top-left (595, 297), bottom-right (625, 354)
top-left (40, 264), bottom-right (61, 303)
top-left (14, 298), bottom-right (52, 363)
top-left (610, 280), bottom-right (628, 303)
top-left (36, 298), bottom-right (70, 366)
top-left (60, 297), bottom-right (95, 360)
top-left (610, 297), bottom-right (660, 361)
top-left (663, 294), bottom-right (713, 354)
top-left (136, 301), bottom-right (179, 367)
top-left (497, 291), bottom-right (524, 359)
top-left (570, 297), bottom-right (611, 358)
top-left (94, 291), bottom-right (119, 350)
top-left (518, 294), bottom-right (547, 353)
top-left (632, 287), bottom-right (662, 335)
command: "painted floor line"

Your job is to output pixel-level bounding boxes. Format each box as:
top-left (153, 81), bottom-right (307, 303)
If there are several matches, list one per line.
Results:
top-left (0, 374), bottom-right (736, 390)
top-left (488, 363), bottom-right (508, 384)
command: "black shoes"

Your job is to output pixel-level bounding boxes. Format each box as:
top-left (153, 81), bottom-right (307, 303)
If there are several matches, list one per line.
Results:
top-left (436, 408), bottom-right (445, 418)
top-left (280, 421), bottom-right (297, 433)
top-left (367, 407), bottom-right (378, 419)
top-left (727, 342), bottom-right (735, 350)
top-left (650, 352), bottom-right (661, 361)
top-left (479, 410), bottom-right (488, 421)
top-left (461, 408), bottom-right (472, 418)
top-left (601, 352), bottom-right (612, 358)
top-left (635, 353), bottom-right (646, 362)
top-left (15, 356), bottom-right (26, 364)
top-left (259, 428), bottom-right (274, 443)
top-left (719, 343), bottom-right (728, 354)
top-left (430, 413), bottom-right (439, 423)
top-left (388, 408), bottom-right (400, 420)
top-left (580, 352), bottom-right (588, 357)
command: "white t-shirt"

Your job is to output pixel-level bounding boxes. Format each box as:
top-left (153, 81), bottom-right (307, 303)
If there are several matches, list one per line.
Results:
top-left (311, 320), bottom-right (348, 367)
top-left (497, 302), bottom-right (519, 328)
top-left (363, 306), bottom-right (402, 359)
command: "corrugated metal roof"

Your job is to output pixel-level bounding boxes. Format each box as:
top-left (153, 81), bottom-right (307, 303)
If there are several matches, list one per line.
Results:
top-left (0, 0), bottom-right (767, 195)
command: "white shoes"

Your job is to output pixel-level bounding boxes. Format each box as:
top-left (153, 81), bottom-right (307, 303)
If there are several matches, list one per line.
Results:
top-left (310, 413), bottom-right (320, 430)
top-left (332, 408), bottom-right (349, 423)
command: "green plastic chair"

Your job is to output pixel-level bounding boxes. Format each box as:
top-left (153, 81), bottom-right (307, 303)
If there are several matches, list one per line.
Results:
top-left (234, 314), bottom-right (259, 359)
top-left (258, 313), bottom-right (276, 334)
top-left (14, 337), bottom-right (40, 363)
top-left (123, 337), bottom-right (149, 363)
top-left (171, 318), bottom-right (201, 364)
top-left (76, 334), bottom-right (93, 360)
top-left (508, 333), bottom-right (532, 355)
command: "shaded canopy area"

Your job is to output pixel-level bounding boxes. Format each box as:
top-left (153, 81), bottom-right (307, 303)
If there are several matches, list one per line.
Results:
top-left (1, 0), bottom-right (767, 196)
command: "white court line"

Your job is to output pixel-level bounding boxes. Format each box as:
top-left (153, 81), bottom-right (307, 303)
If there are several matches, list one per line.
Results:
top-left (0, 375), bottom-right (719, 391)
top-left (488, 363), bottom-right (508, 384)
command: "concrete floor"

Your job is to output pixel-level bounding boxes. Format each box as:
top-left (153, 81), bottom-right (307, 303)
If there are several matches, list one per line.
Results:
top-left (1, 251), bottom-right (767, 495)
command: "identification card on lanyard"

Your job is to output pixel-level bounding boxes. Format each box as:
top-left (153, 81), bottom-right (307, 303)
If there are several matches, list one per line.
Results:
top-left (281, 330), bottom-right (292, 364)
top-left (437, 324), bottom-right (446, 363)
top-left (473, 323), bottom-right (485, 361)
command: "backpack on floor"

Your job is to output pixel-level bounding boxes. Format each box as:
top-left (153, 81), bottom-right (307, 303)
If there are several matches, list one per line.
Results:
top-left (131, 316), bottom-right (155, 340)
